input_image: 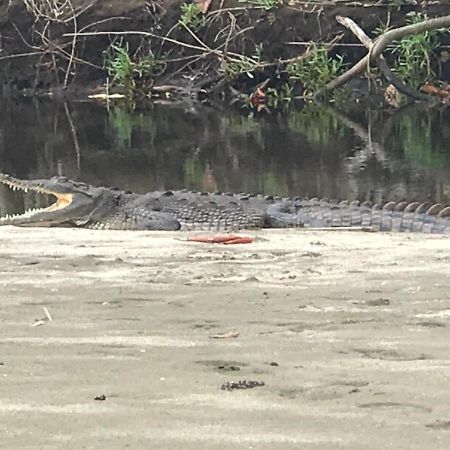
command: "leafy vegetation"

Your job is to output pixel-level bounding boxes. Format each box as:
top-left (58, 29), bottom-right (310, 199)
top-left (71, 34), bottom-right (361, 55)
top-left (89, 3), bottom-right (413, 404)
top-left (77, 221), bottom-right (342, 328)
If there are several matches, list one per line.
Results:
top-left (389, 14), bottom-right (442, 87)
top-left (375, 14), bottom-right (449, 88)
top-left (223, 45), bottom-right (263, 79)
top-left (287, 46), bottom-right (345, 97)
top-left (179, 3), bottom-right (205, 31)
top-left (104, 43), bottom-right (166, 95)
top-left (265, 84), bottom-right (295, 108)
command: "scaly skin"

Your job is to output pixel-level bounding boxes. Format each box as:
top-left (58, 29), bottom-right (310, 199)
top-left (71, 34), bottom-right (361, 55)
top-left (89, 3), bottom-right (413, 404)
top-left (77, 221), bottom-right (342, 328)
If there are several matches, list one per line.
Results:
top-left (0, 173), bottom-right (449, 233)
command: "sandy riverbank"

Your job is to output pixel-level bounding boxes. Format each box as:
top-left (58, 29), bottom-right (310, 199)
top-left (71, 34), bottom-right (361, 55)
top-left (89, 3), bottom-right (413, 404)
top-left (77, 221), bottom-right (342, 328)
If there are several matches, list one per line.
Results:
top-left (1, 227), bottom-right (449, 448)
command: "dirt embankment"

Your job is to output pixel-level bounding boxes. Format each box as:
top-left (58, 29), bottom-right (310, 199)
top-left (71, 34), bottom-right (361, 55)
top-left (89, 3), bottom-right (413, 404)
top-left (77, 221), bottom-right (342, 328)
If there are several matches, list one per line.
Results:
top-left (1, 0), bottom-right (449, 97)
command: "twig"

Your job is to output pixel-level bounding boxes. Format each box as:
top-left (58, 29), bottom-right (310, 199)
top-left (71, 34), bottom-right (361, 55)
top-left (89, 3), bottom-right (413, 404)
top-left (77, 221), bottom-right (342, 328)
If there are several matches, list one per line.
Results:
top-left (0, 51), bottom-right (45, 61)
top-left (37, 28), bottom-right (101, 69)
top-left (64, 30), bottom-right (222, 56)
top-left (43, 307), bottom-right (52, 321)
top-left (63, 0), bottom-right (77, 88)
top-left (179, 22), bottom-right (212, 53)
top-left (65, 29), bottom-right (260, 65)
top-left (285, 41), bottom-right (367, 47)
top-left (77, 16), bottom-right (131, 34)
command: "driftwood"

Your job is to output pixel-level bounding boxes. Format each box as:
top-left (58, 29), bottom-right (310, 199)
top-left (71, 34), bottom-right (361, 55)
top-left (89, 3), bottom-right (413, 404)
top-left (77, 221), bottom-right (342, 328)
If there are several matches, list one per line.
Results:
top-left (335, 15), bottom-right (433, 102)
top-left (322, 14), bottom-right (450, 95)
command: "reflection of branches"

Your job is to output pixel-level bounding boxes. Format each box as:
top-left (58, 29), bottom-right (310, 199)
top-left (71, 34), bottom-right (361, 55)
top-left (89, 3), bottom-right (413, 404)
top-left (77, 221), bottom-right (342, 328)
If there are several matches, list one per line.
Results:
top-left (63, 102), bottom-right (80, 171)
top-left (328, 103), bottom-right (450, 203)
top-left (325, 107), bottom-right (391, 172)
top-left (379, 102), bottom-right (434, 146)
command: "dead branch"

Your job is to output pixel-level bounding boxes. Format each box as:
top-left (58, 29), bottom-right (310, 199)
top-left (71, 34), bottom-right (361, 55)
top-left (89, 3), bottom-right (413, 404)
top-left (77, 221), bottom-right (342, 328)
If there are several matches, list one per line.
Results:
top-left (17, 0), bottom-right (100, 89)
top-left (322, 14), bottom-right (450, 95)
top-left (63, 0), bottom-right (77, 88)
top-left (335, 15), bottom-right (434, 102)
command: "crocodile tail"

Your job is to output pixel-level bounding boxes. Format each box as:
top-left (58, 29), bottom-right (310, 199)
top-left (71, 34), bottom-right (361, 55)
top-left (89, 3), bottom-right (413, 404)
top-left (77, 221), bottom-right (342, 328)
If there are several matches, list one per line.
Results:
top-left (279, 199), bottom-right (450, 233)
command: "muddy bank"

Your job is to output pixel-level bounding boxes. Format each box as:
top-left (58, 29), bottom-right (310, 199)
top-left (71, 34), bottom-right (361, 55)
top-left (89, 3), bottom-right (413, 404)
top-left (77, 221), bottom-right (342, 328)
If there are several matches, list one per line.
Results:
top-left (1, 0), bottom-right (449, 99)
top-left (1, 226), bottom-right (450, 448)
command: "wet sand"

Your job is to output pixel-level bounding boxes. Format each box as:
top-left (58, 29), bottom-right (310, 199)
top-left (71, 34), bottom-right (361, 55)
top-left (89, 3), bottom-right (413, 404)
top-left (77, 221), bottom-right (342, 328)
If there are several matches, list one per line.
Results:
top-left (1, 227), bottom-right (449, 449)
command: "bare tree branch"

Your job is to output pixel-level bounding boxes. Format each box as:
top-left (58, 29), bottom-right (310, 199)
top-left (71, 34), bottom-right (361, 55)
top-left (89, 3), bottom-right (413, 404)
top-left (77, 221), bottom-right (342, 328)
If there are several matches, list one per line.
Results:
top-left (322, 14), bottom-right (450, 94)
top-left (335, 15), bottom-right (434, 102)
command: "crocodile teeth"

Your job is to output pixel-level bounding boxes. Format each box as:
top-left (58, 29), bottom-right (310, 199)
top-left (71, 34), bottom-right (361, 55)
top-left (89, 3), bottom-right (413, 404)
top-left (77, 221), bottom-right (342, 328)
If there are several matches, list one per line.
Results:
top-left (0, 180), bottom-right (55, 221)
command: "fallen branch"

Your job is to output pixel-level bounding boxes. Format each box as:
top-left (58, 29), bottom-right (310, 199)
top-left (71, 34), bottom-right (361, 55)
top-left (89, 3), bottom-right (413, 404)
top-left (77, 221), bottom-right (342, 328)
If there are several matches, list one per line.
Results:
top-left (335, 15), bottom-right (434, 102)
top-left (321, 14), bottom-right (450, 95)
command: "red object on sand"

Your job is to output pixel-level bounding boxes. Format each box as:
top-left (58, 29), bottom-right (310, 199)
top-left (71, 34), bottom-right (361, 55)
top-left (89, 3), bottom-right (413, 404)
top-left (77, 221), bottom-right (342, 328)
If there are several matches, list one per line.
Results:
top-left (187, 234), bottom-right (254, 244)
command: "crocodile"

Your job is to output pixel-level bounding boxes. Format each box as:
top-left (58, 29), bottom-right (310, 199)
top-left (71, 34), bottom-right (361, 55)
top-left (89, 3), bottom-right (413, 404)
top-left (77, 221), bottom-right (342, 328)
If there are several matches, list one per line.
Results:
top-left (0, 173), bottom-right (449, 233)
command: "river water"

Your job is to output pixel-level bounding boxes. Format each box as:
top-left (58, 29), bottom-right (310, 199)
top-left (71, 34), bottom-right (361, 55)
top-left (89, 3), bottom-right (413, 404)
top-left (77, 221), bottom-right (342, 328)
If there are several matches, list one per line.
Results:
top-left (1, 98), bottom-right (450, 216)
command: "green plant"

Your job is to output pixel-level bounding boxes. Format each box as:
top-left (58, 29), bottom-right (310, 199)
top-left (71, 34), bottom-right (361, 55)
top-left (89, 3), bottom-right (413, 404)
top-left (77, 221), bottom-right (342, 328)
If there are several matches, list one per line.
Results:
top-left (287, 45), bottom-right (345, 96)
top-left (387, 14), bottom-right (446, 88)
top-left (179, 3), bottom-right (205, 31)
top-left (238, 0), bottom-right (281, 11)
top-left (265, 84), bottom-right (294, 109)
top-left (223, 44), bottom-right (262, 79)
top-left (105, 43), bottom-right (165, 93)
top-left (105, 44), bottom-right (134, 89)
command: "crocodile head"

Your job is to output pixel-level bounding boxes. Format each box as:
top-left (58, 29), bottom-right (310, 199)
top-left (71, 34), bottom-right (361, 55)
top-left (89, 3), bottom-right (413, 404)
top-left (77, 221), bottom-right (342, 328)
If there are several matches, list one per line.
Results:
top-left (0, 173), bottom-right (108, 227)
top-left (0, 173), bottom-right (182, 230)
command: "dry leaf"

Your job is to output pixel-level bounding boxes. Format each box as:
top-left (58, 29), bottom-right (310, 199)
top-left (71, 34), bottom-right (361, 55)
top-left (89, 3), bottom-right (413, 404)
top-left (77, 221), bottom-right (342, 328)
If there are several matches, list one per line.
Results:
top-left (384, 84), bottom-right (401, 108)
top-left (197, 0), bottom-right (212, 14)
top-left (250, 87), bottom-right (266, 106)
top-left (421, 83), bottom-right (450, 100)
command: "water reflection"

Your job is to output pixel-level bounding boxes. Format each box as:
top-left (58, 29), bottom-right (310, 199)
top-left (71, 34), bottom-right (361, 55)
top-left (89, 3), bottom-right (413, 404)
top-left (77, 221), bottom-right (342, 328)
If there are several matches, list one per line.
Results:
top-left (1, 98), bottom-right (450, 218)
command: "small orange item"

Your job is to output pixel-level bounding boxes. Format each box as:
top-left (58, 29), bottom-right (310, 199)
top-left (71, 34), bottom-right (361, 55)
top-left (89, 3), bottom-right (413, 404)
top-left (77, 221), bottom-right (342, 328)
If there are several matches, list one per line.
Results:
top-left (187, 234), bottom-right (254, 244)
top-left (223, 237), bottom-right (254, 244)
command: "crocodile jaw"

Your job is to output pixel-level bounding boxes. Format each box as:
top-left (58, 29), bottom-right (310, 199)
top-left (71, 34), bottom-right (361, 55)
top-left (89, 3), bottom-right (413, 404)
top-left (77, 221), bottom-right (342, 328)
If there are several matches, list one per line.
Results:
top-left (0, 175), bottom-right (74, 225)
